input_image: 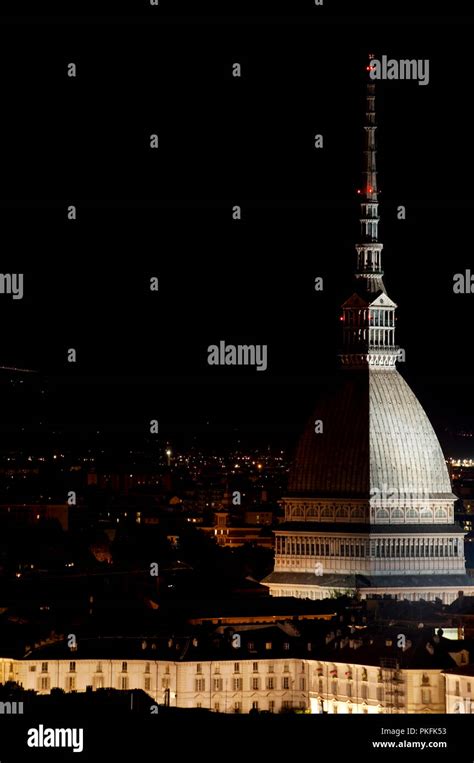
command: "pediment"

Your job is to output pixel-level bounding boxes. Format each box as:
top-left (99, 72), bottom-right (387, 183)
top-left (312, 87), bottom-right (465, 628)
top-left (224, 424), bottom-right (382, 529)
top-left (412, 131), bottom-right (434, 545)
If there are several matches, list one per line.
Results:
top-left (342, 292), bottom-right (370, 309)
top-left (369, 293), bottom-right (397, 308)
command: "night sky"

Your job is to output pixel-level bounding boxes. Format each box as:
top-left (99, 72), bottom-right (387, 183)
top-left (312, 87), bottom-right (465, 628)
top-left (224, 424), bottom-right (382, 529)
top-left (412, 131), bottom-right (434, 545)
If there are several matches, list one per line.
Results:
top-left (1, 5), bottom-right (473, 453)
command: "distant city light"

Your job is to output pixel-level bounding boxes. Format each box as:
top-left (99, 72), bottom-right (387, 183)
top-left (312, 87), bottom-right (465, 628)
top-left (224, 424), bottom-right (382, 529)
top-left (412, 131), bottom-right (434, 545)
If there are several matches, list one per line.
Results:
top-left (450, 458), bottom-right (474, 467)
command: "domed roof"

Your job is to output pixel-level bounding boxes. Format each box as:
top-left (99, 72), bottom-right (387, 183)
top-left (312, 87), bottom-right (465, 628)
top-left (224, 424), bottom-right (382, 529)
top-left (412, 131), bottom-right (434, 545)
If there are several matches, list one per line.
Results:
top-left (288, 370), bottom-right (453, 499)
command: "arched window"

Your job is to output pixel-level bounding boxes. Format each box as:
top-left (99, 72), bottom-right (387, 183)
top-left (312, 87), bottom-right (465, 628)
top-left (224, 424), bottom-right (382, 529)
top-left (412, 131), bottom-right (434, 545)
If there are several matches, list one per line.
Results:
top-left (420, 508), bottom-right (433, 521)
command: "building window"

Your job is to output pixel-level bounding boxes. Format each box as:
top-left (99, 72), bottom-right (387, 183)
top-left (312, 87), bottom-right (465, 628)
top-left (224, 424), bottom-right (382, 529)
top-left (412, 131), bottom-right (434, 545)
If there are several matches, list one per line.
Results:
top-left (347, 683), bottom-right (352, 698)
top-left (93, 676), bottom-right (104, 690)
top-left (421, 689), bottom-right (431, 705)
top-left (234, 663), bottom-right (240, 673)
top-left (300, 678), bottom-right (305, 691)
top-left (120, 677), bottom-right (129, 690)
top-left (268, 664), bottom-right (274, 673)
top-left (214, 702), bottom-right (220, 712)
top-left (252, 678), bottom-right (260, 691)
top-left (195, 679), bottom-right (205, 692)
top-left (234, 702), bottom-right (242, 713)
top-left (361, 685), bottom-right (368, 700)
top-left (252, 701), bottom-right (259, 710)
top-left (282, 677), bottom-right (290, 690)
top-left (266, 677), bottom-right (275, 690)
top-left (318, 678), bottom-right (323, 693)
top-left (282, 701), bottom-right (291, 710)
top-left (67, 676), bottom-right (76, 691)
top-left (40, 676), bottom-right (50, 691)
top-left (269, 700), bottom-right (275, 713)
top-left (41, 662), bottom-right (48, 673)
top-left (161, 677), bottom-right (170, 689)
top-left (197, 702), bottom-right (202, 709)
top-left (331, 680), bottom-right (337, 695)
top-left (214, 664), bottom-right (220, 674)
top-left (96, 662), bottom-right (103, 673)
top-left (265, 642), bottom-right (272, 650)
top-left (376, 687), bottom-right (384, 702)
top-left (468, 683), bottom-right (472, 693)
top-left (213, 678), bottom-right (223, 692)
top-left (248, 642), bottom-right (255, 651)
top-left (144, 677), bottom-right (151, 691)
top-left (233, 678), bottom-right (242, 691)
top-left (283, 642), bottom-right (290, 651)
top-left (455, 681), bottom-right (460, 697)
top-left (284, 664), bottom-right (289, 673)
top-left (121, 662), bottom-right (128, 673)
top-left (253, 662), bottom-right (259, 672)
top-left (196, 664), bottom-right (202, 675)
top-left (69, 662), bottom-right (76, 673)
top-left (144, 663), bottom-right (150, 674)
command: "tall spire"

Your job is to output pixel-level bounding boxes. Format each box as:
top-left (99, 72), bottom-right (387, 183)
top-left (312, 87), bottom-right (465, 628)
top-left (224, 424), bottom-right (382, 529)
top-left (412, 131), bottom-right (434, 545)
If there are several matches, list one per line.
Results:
top-left (339, 61), bottom-right (399, 370)
top-left (355, 65), bottom-right (384, 291)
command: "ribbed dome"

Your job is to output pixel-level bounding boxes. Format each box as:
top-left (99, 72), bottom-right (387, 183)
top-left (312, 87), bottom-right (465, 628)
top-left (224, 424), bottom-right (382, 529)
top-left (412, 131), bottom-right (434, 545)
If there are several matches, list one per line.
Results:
top-left (289, 370), bottom-right (453, 499)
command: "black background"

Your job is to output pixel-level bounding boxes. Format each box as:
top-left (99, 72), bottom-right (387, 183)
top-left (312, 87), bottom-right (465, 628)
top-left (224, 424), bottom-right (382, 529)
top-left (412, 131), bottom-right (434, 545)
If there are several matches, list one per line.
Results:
top-left (0, 2), bottom-right (473, 451)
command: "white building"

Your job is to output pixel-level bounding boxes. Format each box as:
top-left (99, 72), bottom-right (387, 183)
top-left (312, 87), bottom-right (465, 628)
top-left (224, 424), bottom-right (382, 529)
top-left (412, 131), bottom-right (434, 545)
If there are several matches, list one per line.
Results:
top-left (444, 666), bottom-right (474, 714)
top-left (263, 79), bottom-right (474, 605)
top-left (1, 636), bottom-right (468, 714)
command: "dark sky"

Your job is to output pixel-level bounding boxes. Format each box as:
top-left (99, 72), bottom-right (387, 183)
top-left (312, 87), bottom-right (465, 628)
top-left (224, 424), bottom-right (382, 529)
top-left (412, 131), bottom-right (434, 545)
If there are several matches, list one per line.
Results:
top-left (0, 6), bottom-right (473, 452)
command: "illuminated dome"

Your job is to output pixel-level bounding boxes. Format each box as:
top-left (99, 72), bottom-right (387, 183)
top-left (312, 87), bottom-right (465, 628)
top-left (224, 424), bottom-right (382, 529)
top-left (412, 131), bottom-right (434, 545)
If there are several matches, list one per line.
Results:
top-left (290, 369), bottom-right (454, 500)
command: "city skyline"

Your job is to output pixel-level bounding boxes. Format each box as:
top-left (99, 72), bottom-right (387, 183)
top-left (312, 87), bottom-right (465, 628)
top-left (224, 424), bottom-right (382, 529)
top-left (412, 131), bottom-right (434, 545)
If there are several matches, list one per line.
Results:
top-left (2, 6), bottom-right (474, 756)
